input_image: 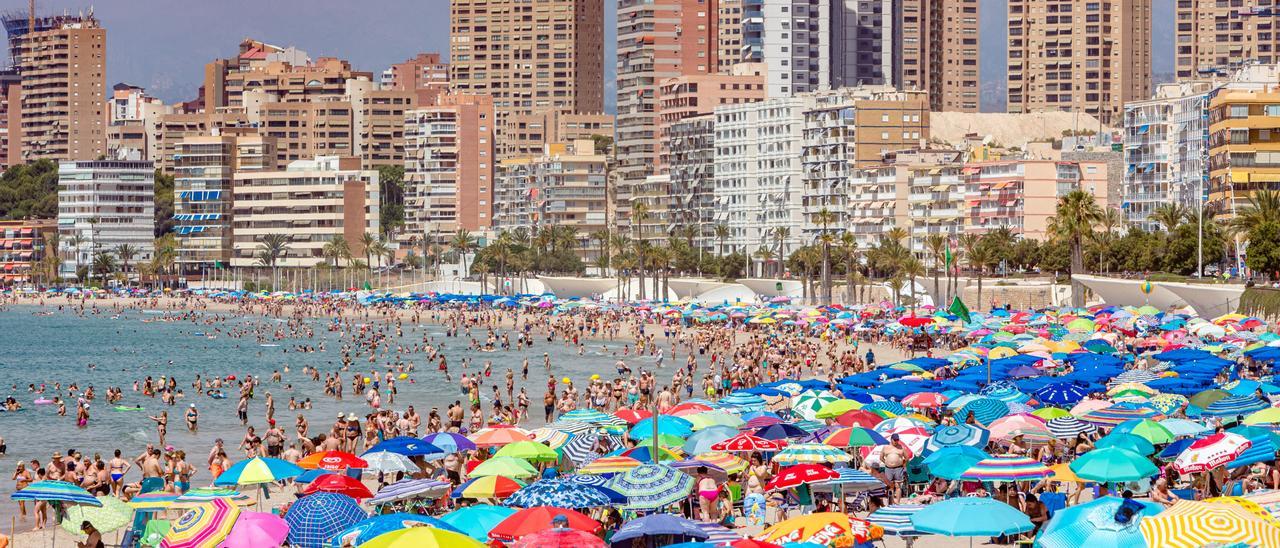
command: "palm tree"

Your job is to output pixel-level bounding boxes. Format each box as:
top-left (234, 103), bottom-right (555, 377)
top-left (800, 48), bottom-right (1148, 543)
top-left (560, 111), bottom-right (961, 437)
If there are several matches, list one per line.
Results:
top-left (450, 229), bottom-right (477, 279)
top-left (901, 256), bottom-right (925, 314)
top-left (66, 234), bottom-right (85, 281)
top-left (38, 232), bottom-right (61, 286)
top-left (1047, 189), bottom-right (1104, 307)
top-left (714, 223), bottom-right (730, 259)
top-left (840, 232), bottom-right (858, 304)
top-left (958, 234), bottom-right (988, 309)
top-left (1227, 189), bottom-right (1280, 236)
top-left (633, 239), bottom-right (652, 300)
top-left (814, 208), bottom-right (837, 304)
top-left (589, 229), bottom-right (611, 272)
top-left (114, 244), bottom-right (139, 285)
top-left (611, 232), bottom-right (631, 293)
top-left (773, 227), bottom-right (791, 277)
top-left (92, 251), bottom-right (118, 281)
top-left (151, 235), bottom-right (177, 288)
top-left (360, 232), bottom-right (379, 273)
top-left (754, 246), bottom-right (775, 279)
top-left (323, 236), bottom-right (351, 268)
top-left (1093, 207), bottom-right (1124, 274)
top-left (924, 233), bottom-right (947, 304)
top-left (631, 202), bottom-right (650, 242)
top-left (1150, 203), bottom-right (1189, 233)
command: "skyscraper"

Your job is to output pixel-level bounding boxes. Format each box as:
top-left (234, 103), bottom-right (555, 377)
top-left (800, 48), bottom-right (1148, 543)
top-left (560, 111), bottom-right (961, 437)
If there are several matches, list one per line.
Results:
top-left (1175, 0), bottom-right (1280, 80)
top-left (3, 10), bottom-right (106, 163)
top-left (898, 0), bottom-right (981, 111)
top-left (385, 53), bottom-right (451, 106)
top-left (1006, 0), bottom-right (1151, 125)
top-left (831, 0), bottom-right (898, 89)
top-left (449, 0), bottom-right (605, 120)
top-left (742, 0), bottom-right (831, 97)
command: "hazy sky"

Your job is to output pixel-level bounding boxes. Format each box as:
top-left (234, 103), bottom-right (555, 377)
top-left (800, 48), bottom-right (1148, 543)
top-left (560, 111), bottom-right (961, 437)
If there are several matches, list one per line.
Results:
top-left (12, 0), bottom-right (1169, 113)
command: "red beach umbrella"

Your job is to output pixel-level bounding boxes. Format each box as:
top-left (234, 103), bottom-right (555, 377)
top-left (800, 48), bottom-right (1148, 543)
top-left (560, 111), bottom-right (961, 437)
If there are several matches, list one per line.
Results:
top-left (299, 473), bottom-right (373, 500)
top-left (489, 506), bottom-right (602, 542)
top-left (710, 433), bottom-right (787, 452)
top-left (296, 451), bottom-right (367, 472)
top-left (834, 409), bottom-right (885, 429)
top-left (765, 464), bottom-right (840, 491)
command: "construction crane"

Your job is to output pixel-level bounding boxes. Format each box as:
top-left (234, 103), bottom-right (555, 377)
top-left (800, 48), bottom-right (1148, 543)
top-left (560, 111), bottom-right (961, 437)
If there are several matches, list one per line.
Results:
top-left (28, 0), bottom-right (34, 34)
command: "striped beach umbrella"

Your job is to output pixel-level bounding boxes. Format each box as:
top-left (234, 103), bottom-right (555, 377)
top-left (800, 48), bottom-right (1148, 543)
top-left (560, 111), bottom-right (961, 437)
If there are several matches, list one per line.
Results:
top-left (1034, 383), bottom-right (1090, 406)
top-left (160, 498), bottom-right (239, 548)
top-left (420, 432), bottom-right (477, 453)
top-left (528, 427), bottom-right (572, 448)
top-left (11, 480), bottom-right (101, 507)
top-left (213, 456), bottom-right (304, 486)
top-left (792, 391), bottom-right (841, 421)
top-left (470, 456), bottom-right (539, 478)
top-left (868, 504), bottom-right (925, 537)
top-left (1139, 500), bottom-right (1280, 548)
top-left (469, 426), bottom-right (535, 447)
top-left (545, 420), bottom-right (595, 435)
top-left (981, 385), bottom-right (1031, 405)
top-left (694, 451), bottom-right (748, 474)
top-left (285, 493), bottom-right (367, 548)
top-left (903, 392), bottom-right (948, 409)
top-left (1110, 370), bottom-right (1160, 385)
top-left (988, 414), bottom-right (1051, 441)
top-left (1046, 416), bottom-right (1098, 439)
top-left (360, 451), bottom-right (416, 474)
top-left (772, 443), bottom-right (851, 465)
top-left (862, 401), bottom-right (908, 416)
top-left (1158, 418), bottom-right (1211, 438)
top-left (1174, 432), bottom-right (1252, 474)
top-left (955, 398), bottom-right (1010, 426)
top-left (823, 427), bottom-right (889, 448)
top-left (368, 479), bottom-right (451, 505)
top-left (578, 456), bottom-right (644, 475)
top-left (1036, 496), bottom-right (1161, 548)
top-left (720, 392), bottom-right (767, 411)
top-left (607, 464), bottom-right (694, 511)
top-left (559, 409), bottom-right (611, 424)
top-left (925, 424), bottom-right (989, 452)
top-left (1079, 403), bottom-right (1165, 427)
top-left (1203, 395), bottom-right (1270, 418)
top-left (959, 455), bottom-right (1052, 482)
top-left (561, 432), bottom-right (603, 466)
top-left (171, 487), bottom-right (255, 508)
top-left (1225, 426), bottom-right (1278, 469)
top-left (504, 479), bottom-right (615, 509)
top-left (451, 476), bottom-right (526, 499)
top-left (127, 492), bottom-right (178, 511)
top-left (355, 526), bottom-right (483, 548)
top-left (812, 468), bottom-right (886, 492)
top-left (695, 522), bottom-right (744, 545)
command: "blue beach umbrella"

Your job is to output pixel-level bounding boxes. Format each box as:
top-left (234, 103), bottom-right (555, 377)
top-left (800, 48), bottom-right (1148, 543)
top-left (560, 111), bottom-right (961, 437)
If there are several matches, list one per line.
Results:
top-left (1203, 395), bottom-right (1270, 418)
top-left (285, 492), bottom-right (367, 548)
top-left (1035, 383), bottom-right (1090, 406)
top-left (10, 480), bottom-right (101, 506)
top-left (421, 432), bottom-right (477, 453)
top-left (630, 416), bottom-right (694, 439)
top-left (503, 478), bottom-right (616, 509)
top-left (439, 504), bottom-right (516, 542)
top-left (925, 424), bottom-right (990, 452)
top-left (327, 513), bottom-right (462, 547)
top-left (911, 497), bottom-right (1033, 537)
top-left (869, 504), bottom-right (925, 537)
top-left (214, 456), bottom-right (305, 486)
top-left (683, 425), bottom-right (740, 454)
top-left (955, 398), bottom-right (1010, 426)
top-left (607, 463), bottom-right (694, 511)
top-left (1034, 496), bottom-right (1162, 548)
top-left (1094, 433), bottom-right (1156, 456)
top-left (612, 513), bottom-right (708, 545)
top-left (364, 436), bottom-right (443, 457)
top-left (922, 445), bottom-right (991, 480)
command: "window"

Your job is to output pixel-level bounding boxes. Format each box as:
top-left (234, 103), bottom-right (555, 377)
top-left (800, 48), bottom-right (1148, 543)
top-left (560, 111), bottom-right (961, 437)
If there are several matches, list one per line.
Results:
top-left (1231, 105), bottom-right (1250, 118)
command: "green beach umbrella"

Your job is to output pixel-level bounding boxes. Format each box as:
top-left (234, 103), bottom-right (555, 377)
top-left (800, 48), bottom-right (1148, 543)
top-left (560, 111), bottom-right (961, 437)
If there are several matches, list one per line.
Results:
top-left (685, 411), bottom-right (745, 430)
top-left (1032, 407), bottom-right (1072, 420)
top-left (1190, 389), bottom-right (1230, 409)
top-left (61, 495), bottom-right (133, 534)
top-left (792, 391), bottom-right (841, 421)
top-left (494, 441), bottom-right (558, 463)
top-left (815, 399), bottom-right (862, 419)
top-left (1112, 419), bottom-right (1175, 445)
top-left (1244, 407), bottom-right (1280, 426)
top-left (1094, 433), bottom-right (1156, 456)
top-left (1069, 447), bottom-right (1158, 483)
top-left (469, 456), bottom-right (538, 478)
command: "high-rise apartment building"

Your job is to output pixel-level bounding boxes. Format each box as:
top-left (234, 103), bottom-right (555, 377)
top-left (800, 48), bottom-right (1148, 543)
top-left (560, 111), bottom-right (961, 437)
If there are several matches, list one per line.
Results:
top-left (449, 0), bottom-right (605, 119)
top-left (831, 0), bottom-right (898, 89)
top-left (4, 12), bottom-right (106, 163)
top-left (347, 81), bottom-right (418, 169)
top-left (1006, 0), bottom-right (1151, 125)
top-left (0, 219), bottom-right (57, 285)
top-left (719, 0), bottom-right (746, 73)
top-left (666, 113), bottom-right (718, 251)
top-left (617, 0), bottom-right (722, 225)
top-left (899, 0), bottom-right (981, 111)
top-left (386, 53), bottom-right (450, 106)
top-left (1206, 85), bottom-right (1280, 219)
top-left (230, 156), bottom-right (379, 268)
top-left (0, 70), bottom-right (18, 169)
top-left (1175, 0), bottom-right (1280, 80)
top-left (202, 40), bottom-right (369, 110)
top-left (494, 140), bottom-right (608, 260)
top-left (501, 110), bottom-right (614, 159)
top-left (742, 0), bottom-right (830, 97)
top-left (57, 160), bottom-right (155, 277)
top-left (402, 94), bottom-right (496, 245)
top-left (1123, 82), bottom-right (1214, 231)
top-left (155, 112), bottom-right (250, 174)
top-left (656, 64), bottom-right (767, 172)
top-left (173, 135), bottom-right (278, 270)
top-left (106, 83), bottom-right (173, 161)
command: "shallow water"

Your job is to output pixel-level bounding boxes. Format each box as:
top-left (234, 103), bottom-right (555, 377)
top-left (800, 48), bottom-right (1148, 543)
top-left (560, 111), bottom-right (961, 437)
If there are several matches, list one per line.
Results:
top-left (0, 304), bottom-right (637, 530)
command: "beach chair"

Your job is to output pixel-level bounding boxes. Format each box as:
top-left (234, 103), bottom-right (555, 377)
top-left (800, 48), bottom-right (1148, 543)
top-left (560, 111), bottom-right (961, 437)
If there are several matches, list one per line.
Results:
top-left (1170, 488), bottom-right (1196, 500)
top-left (112, 527), bottom-right (142, 548)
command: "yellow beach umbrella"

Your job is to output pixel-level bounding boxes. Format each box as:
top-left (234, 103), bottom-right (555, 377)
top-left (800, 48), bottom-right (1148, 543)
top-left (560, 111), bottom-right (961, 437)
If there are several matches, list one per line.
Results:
top-left (1140, 500), bottom-right (1280, 548)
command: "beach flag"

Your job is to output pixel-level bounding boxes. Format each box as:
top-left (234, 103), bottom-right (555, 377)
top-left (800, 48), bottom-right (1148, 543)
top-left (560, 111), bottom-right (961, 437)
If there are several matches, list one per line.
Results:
top-left (949, 296), bottom-right (971, 324)
top-left (944, 240), bottom-right (953, 268)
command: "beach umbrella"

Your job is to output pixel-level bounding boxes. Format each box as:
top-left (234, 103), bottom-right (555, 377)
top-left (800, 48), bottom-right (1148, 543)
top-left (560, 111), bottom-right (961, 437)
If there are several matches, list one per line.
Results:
top-left (611, 514), bottom-right (708, 545)
top-left (613, 408), bottom-right (653, 424)
top-left (470, 456), bottom-right (539, 478)
top-left (1112, 419), bottom-right (1175, 444)
top-left (358, 527), bottom-right (486, 548)
top-left (1140, 499), bottom-right (1280, 548)
top-left (214, 456), bottom-right (304, 486)
top-left (630, 416), bottom-right (694, 438)
top-left (60, 496), bottom-right (132, 534)
top-left (1036, 496), bottom-right (1162, 548)
top-left (328, 513), bottom-right (463, 547)
top-left (299, 473), bottom-right (373, 500)
top-left (668, 401), bottom-right (715, 416)
top-left (488, 506), bottom-right (602, 541)
top-left (922, 446), bottom-right (990, 480)
top-left (170, 487), bottom-right (255, 508)
top-left (440, 505), bottom-right (516, 542)
top-left (11, 480), bottom-right (101, 507)
top-left (865, 505), bottom-right (926, 544)
top-left (1189, 389), bottom-right (1231, 409)
top-left (685, 411), bottom-right (745, 431)
top-left (222, 511), bottom-right (289, 548)
top-left (1094, 433), bottom-right (1156, 456)
top-left (1045, 416), bottom-right (1098, 439)
top-left (421, 432), bottom-right (477, 453)
top-left (1148, 393), bottom-right (1189, 415)
top-left (988, 414), bottom-right (1052, 442)
top-left (925, 424), bottom-right (989, 452)
top-left (359, 451), bottom-right (417, 474)
top-left (766, 464), bottom-right (841, 491)
top-left (607, 463), bottom-right (694, 511)
top-left (127, 492), bottom-right (179, 511)
top-left (710, 433), bottom-right (787, 452)
top-left (792, 391), bottom-right (841, 420)
top-left (823, 427), bottom-right (889, 448)
top-left (755, 512), bottom-right (884, 545)
top-left (834, 409), bottom-right (886, 428)
top-left (959, 455), bottom-right (1052, 482)
top-left (560, 409), bottom-right (612, 424)
top-left (683, 426), bottom-right (740, 454)
top-left (1069, 399), bottom-right (1113, 417)
top-left (753, 423), bottom-right (810, 440)
top-left (469, 426), bottom-right (535, 447)
top-left (1174, 432), bottom-right (1252, 474)
top-left (1243, 407), bottom-right (1280, 426)
top-left (297, 451), bottom-right (367, 472)
top-left (772, 443), bottom-right (850, 465)
top-left (955, 398), bottom-right (1009, 426)
top-left (1031, 407), bottom-right (1071, 421)
top-left (903, 392), bottom-right (948, 409)
top-left (368, 478), bottom-right (451, 505)
top-left (1158, 418), bottom-right (1211, 438)
top-left (815, 399), bottom-right (863, 419)
top-left (494, 440), bottom-right (559, 463)
top-left (910, 497), bottom-right (1033, 537)
top-left (160, 498), bottom-right (240, 548)
top-left (365, 436), bottom-right (444, 457)
top-left (578, 455), bottom-right (644, 474)
top-left (1069, 447), bottom-right (1158, 482)
top-left (451, 476), bottom-right (526, 499)
top-left (863, 400), bottom-right (909, 416)
top-left (284, 493), bottom-right (366, 548)
top-left (1203, 395), bottom-right (1270, 418)
top-left (510, 528), bottom-right (606, 548)
top-left (1079, 403), bottom-right (1165, 427)
top-left (504, 479), bottom-right (615, 509)
top-left (811, 468), bottom-right (886, 492)
top-left (694, 452), bottom-right (749, 475)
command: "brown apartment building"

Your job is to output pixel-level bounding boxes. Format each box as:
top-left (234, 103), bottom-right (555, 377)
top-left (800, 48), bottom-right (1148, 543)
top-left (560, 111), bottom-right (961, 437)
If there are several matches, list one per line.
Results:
top-left (501, 110), bottom-right (615, 159)
top-left (386, 53), bottom-right (451, 107)
top-left (403, 94), bottom-right (496, 243)
top-left (449, 0), bottom-right (605, 119)
top-left (1006, 0), bottom-right (1151, 125)
top-left (900, 0), bottom-right (981, 111)
top-left (1, 71), bottom-right (18, 169)
top-left (202, 40), bottom-right (371, 110)
top-left (1175, 0), bottom-right (1280, 80)
top-left (656, 63), bottom-right (766, 171)
top-left (6, 12), bottom-right (106, 163)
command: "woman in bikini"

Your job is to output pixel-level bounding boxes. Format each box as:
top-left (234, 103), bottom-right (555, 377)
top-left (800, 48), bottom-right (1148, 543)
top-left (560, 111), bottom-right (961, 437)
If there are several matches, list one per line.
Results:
top-left (107, 449), bottom-right (130, 496)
